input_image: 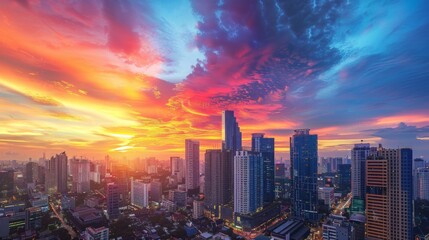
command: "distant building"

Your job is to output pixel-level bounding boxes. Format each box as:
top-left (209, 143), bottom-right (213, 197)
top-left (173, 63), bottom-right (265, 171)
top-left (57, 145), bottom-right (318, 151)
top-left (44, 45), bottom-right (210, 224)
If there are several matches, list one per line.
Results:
top-left (107, 183), bottom-right (120, 219)
top-left (222, 110), bottom-right (242, 152)
top-left (0, 170), bottom-right (14, 196)
top-left (193, 199), bottom-right (204, 219)
top-left (416, 167), bottom-right (429, 200)
top-left (322, 215), bottom-right (352, 240)
top-left (150, 179), bottom-right (162, 203)
top-left (318, 187), bottom-right (334, 206)
top-left (234, 151), bottom-right (263, 215)
top-left (350, 214), bottom-right (366, 240)
top-left (130, 178), bottom-right (149, 209)
top-left (169, 190), bottom-right (187, 207)
top-left (185, 139), bottom-right (200, 193)
top-left (275, 163), bottom-right (286, 178)
top-left (337, 164), bottom-right (351, 195)
top-left (351, 143), bottom-right (372, 201)
top-left (204, 149), bottom-right (223, 209)
top-left (366, 146), bottom-right (413, 240)
top-left (83, 226), bottom-right (109, 240)
top-left (414, 158), bottom-right (426, 200)
top-left (45, 152), bottom-right (68, 194)
top-left (252, 133), bottom-right (275, 203)
top-left (70, 158), bottom-right (91, 193)
top-left (290, 129), bottom-right (318, 222)
top-left (170, 157), bottom-right (185, 183)
top-left (25, 162), bottom-right (39, 184)
top-left (25, 207), bottom-right (43, 231)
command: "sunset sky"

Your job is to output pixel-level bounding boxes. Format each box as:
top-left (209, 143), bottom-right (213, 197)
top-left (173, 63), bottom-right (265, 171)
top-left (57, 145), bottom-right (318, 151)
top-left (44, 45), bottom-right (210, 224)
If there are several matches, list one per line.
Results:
top-left (1, 0), bottom-right (428, 161)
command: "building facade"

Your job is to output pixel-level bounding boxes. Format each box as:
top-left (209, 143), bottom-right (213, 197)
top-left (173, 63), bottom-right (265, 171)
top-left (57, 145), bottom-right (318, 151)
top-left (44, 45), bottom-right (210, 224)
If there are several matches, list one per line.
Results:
top-left (290, 129), bottom-right (318, 222)
top-left (222, 110), bottom-right (242, 152)
top-left (185, 139), bottom-right (200, 193)
top-left (45, 152), bottom-right (68, 194)
top-left (106, 183), bottom-right (119, 219)
top-left (351, 143), bottom-right (371, 201)
top-left (130, 179), bottom-right (149, 209)
top-left (251, 133), bottom-right (275, 203)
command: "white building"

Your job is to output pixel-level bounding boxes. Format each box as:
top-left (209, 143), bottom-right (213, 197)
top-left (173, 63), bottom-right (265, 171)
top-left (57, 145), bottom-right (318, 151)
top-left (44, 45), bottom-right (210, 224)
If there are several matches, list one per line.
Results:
top-left (70, 158), bottom-right (90, 193)
top-left (233, 151), bottom-right (263, 215)
top-left (416, 167), bottom-right (429, 200)
top-left (185, 139), bottom-right (200, 192)
top-left (322, 215), bottom-right (352, 240)
top-left (193, 200), bottom-right (204, 219)
top-left (318, 187), bottom-right (334, 206)
top-left (131, 178), bottom-right (149, 209)
top-left (83, 226), bottom-right (109, 240)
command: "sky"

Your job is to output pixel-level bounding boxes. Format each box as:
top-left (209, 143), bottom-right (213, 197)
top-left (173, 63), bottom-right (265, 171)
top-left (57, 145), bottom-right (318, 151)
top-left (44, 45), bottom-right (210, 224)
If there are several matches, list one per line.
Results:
top-left (0, 0), bottom-right (428, 161)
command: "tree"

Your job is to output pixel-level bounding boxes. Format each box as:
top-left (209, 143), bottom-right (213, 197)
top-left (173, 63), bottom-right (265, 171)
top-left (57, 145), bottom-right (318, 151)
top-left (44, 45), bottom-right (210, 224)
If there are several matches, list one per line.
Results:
top-left (54, 228), bottom-right (71, 240)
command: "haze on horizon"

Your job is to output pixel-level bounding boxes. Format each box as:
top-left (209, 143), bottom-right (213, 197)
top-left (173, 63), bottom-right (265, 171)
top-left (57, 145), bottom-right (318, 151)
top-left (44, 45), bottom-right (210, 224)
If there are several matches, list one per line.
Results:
top-left (0, 0), bottom-right (428, 161)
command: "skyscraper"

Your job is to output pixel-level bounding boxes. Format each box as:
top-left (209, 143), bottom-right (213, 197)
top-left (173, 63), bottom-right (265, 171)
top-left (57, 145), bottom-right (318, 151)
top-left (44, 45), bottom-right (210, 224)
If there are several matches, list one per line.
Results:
top-left (290, 129), bottom-right (318, 222)
top-left (107, 183), bottom-right (120, 219)
top-left (351, 143), bottom-right (371, 201)
top-left (365, 146), bottom-right (413, 240)
top-left (337, 164), bottom-right (351, 195)
top-left (170, 157), bottom-right (185, 183)
top-left (415, 167), bottom-right (429, 200)
top-left (234, 151), bottom-right (263, 215)
top-left (45, 152), bottom-right (68, 194)
top-left (185, 139), bottom-right (200, 193)
top-left (222, 110), bottom-right (242, 152)
top-left (130, 178), bottom-right (149, 209)
top-left (26, 162), bottom-right (39, 184)
top-left (204, 149), bottom-right (223, 209)
top-left (251, 133), bottom-right (275, 203)
top-left (413, 158), bottom-right (426, 200)
top-left (70, 158), bottom-right (90, 193)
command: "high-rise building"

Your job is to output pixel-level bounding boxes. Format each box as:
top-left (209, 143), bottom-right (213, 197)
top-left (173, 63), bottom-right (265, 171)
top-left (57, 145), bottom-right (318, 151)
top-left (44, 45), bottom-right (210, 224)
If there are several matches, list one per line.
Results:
top-left (365, 146), bottom-right (413, 240)
top-left (83, 226), bottom-right (109, 240)
top-left (337, 164), bottom-right (351, 195)
top-left (351, 143), bottom-right (371, 201)
top-left (25, 162), bottom-right (39, 184)
top-left (45, 152), bottom-right (68, 194)
top-left (221, 149), bottom-right (234, 205)
top-left (0, 170), bottom-right (15, 196)
top-left (415, 167), bottom-right (429, 200)
top-left (193, 199), bottom-right (204, 219)
top-left (185, 139), bottom-right (200, 193)
top-left (107, 183), bottom-right (119, 219)
top-left (222, 110), bottom-right (242, 152)
top-left (251, 133), bottom-right (275, 203)
top-left (290, 129), bottom-right (318, 222)
top-left (318, 187), bottom-right (334, 206)
top-left (233, 151), bottom-right (263, 215)
top-left (170, 157), bottom-right (185, 183)
top-left (413, 158), bottom-right (426, 200)
top-left (149, 179), bottom-right (162, 203)
top-left (130, 178), bottom-right (149, 209)
top-left (204, 149), bottom-right (223, 209)
top-left (70, 158), bottom-right (90, 193)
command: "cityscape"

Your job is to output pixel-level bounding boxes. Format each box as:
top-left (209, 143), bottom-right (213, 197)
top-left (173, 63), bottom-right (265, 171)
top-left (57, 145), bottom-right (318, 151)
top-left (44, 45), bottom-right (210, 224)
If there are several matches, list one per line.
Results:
top-left (0, 1), bottom-right (428, 240)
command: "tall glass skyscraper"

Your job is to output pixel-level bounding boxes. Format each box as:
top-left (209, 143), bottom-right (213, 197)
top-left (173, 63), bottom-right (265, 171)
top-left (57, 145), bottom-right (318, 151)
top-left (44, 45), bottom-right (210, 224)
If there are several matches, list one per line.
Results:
top-left (185, 139), bottom-right (200, 193)
top-left (222, 110), bottom-right (242, 152)
top-left (351, 143), bottom-right (371, 201)
top-left (252, 133), bottom-right (275, 203)
top-left (290, 129), bottom-right (318, 222)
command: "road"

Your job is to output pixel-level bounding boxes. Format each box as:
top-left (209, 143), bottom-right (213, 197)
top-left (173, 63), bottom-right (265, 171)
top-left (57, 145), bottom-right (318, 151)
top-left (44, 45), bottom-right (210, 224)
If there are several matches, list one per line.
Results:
top-left (49, 202), bottom-right (77, 238)
top-left (333, 193), bottom-right (352, 215)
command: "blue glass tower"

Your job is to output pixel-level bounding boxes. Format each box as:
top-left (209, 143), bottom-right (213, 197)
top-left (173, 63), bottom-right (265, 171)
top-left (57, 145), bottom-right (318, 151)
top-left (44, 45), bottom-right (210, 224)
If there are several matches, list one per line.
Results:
top-left (252, 133), bottom-right (275, 203)
top-left (290, 129), bottom-right (318, 223)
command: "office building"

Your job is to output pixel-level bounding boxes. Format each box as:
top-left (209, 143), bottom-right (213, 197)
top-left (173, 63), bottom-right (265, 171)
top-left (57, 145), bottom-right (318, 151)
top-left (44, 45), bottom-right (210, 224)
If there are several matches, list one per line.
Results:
top-left (416, 167), bottom-right (429, 200)
top-left (222, 110), bottom-right (242, 152)
top-left (252, 133), bottom-right (275, 203)
top-left (322, 215), bottom-right (352, 240)
top-left (204, 149), bottom-right (223, 209)
top-left (337, 164), bottom-right (351, 195)
top-left (366, 146), bottom-right (413, 240)
top-left (268, 219), bottom-right (310, 240)
top-left (0, 170), bottom-right (14, 196)
top-left (234, 151), bottom-right (263, 215)
top-left (45, 152), bottom-right (68, 194)
top-left (413, 158), bottom-right (426, 200)
top-left (170, 157), bottom-right (185, 183)
top-left (150, 179), bottom-right (162, 203)
top-left (25, 162), bottom-right (39, 184)
top-left (70, 158), bottom-right (90, 193)
top-left (130, 178), bottom-right (149, 209)
top-left (193, 199), bottom-right (204, 219)
top-left (290, 129), bottom-right (318, 222)
top-left (318, 187), bottom-right (334, 206)
top-left (275, 163), bottom-right (286, 178)
top-left (351, 143), bottom-right (371, 200)
top-left (106, 183), bottom-right (120, 219)
top-left (350, 213), bottom-right (366, 240)
top-left (185, 139), bottom-right (200, 193)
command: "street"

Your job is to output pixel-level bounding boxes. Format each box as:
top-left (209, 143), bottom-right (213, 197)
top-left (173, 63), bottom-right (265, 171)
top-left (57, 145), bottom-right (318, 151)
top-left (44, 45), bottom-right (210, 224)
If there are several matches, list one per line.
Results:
top-left (49, 202), bottom-right (77, 238)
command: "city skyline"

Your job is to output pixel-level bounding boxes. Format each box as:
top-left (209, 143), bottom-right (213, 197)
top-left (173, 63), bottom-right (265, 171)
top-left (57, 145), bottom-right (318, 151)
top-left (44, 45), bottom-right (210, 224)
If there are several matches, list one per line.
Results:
top-left (1, 1), bottom-right (429, 161)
